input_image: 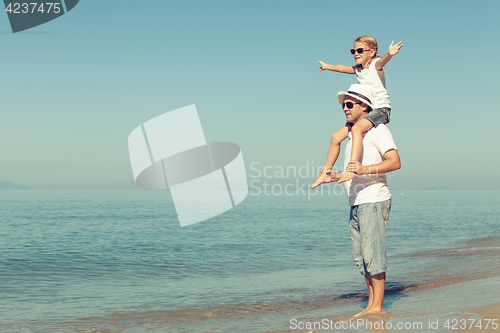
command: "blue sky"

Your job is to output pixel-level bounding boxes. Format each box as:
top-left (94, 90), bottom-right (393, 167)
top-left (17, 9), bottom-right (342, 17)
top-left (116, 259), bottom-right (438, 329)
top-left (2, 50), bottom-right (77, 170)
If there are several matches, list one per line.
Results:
top-left (1, 0), bottom-right (499, 189)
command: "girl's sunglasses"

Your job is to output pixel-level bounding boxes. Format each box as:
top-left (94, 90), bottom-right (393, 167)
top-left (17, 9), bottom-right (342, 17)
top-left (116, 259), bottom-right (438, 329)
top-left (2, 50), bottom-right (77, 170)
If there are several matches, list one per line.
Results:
top-left (350, 48), bottom-right (374, 55)
top-left (342, 102), bottom-right (360, 109)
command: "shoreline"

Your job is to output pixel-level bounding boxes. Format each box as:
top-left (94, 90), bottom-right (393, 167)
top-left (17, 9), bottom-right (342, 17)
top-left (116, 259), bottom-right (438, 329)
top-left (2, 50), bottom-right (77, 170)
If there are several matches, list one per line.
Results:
top-left (9, 234), bottom-right (499, 332)
top-left (2, 188), bottom-right (499, 333)
top-left (270, 276), bottom-right (500, 333)
top-left (42, 273), bottom-right (498, 333)
top-left (3, 267), bottom-right (499, 332)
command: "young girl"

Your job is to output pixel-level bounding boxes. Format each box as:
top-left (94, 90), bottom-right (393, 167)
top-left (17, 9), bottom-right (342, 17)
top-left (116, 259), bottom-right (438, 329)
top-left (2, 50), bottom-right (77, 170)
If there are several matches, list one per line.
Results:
top-left (312, 35), bottom-right (403, 187)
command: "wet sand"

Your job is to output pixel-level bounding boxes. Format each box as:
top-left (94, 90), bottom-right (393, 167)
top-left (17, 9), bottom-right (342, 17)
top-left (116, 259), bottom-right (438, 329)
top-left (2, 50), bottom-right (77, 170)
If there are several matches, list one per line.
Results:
top-left (468, 303), bottom-right (500, 333)
top-left (263, 276), bottom-right (500, 333)
top-left (473, 303), bottom-right (500, 320)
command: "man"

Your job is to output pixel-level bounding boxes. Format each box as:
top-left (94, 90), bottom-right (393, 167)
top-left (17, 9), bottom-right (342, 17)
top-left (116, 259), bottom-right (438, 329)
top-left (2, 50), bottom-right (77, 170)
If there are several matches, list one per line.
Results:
top-left (312, 84), bottom-right (401, 318)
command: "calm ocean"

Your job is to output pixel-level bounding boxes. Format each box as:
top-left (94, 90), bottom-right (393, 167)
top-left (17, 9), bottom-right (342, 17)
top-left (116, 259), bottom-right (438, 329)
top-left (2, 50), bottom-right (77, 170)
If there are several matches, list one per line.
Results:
top-left (1, 189), bottom-right (499, 332)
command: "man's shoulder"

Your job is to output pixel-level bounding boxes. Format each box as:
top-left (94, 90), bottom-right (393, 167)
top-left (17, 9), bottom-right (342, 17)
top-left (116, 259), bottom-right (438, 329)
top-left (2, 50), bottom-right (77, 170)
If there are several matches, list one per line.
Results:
top-left (364, 124), bottom-right (397, 154)
top-left (366, 124), bottom-right (392, 137)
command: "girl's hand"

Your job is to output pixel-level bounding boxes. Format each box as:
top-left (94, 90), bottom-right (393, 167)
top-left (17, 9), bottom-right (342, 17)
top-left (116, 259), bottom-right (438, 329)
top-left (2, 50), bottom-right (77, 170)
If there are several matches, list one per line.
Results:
top-left (317, 61), bottom-right (326, 71)
top-left (388, 40), bottom-right (403, 56)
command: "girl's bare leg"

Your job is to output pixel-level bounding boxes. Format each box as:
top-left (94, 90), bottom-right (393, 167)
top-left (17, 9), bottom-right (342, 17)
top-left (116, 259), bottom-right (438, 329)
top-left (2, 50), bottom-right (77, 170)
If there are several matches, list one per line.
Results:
top-left (339, 118), bottom-right (373, 183)
top-left (311, 125), bottom-right (349, 188)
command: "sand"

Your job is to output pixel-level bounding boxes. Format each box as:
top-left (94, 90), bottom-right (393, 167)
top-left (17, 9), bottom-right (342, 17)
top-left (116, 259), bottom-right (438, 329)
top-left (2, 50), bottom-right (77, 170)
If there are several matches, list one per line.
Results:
top-left (468, 303), bottom-right (500, 333)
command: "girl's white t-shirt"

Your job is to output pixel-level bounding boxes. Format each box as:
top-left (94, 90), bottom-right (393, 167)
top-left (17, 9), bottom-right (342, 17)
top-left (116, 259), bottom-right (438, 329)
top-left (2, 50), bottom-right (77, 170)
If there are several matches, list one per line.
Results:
top-left (355, 58), bottom-right (391, 109)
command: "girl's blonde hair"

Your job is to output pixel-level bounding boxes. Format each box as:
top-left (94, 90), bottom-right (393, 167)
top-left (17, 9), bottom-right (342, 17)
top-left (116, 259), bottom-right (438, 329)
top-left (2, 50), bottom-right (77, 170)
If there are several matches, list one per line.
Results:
top-left (355, 35), bottom-right (379, 60)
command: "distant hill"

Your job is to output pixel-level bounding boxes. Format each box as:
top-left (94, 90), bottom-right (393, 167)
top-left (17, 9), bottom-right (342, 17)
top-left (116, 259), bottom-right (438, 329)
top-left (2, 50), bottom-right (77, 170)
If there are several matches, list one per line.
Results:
top-left (0, 181), bottom-right (30, 190)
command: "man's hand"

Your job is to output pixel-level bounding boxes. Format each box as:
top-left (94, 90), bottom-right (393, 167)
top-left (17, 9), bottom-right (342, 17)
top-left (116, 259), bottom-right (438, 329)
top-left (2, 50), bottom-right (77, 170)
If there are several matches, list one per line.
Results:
top-left (388, 40), bottom-right (403, 57)
top-left (345, 150), bottom-right (401, 177)
top-left (338, 161), bottom-right (360, 183)
top-left (346, 161), bottom-right (366, 175)
top-left (338, 170), bottom-right (357, 183)
top-left (317, 61), bottom-right (326, 71)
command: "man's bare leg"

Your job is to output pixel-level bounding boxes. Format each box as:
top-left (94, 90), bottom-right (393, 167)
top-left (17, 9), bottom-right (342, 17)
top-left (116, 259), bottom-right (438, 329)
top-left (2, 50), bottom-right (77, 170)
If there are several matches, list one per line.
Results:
top-left (352, 275), bottom-right (374, 319)
top-left (369, 272), bottom-right (386, 313)
top-left (352, 272), bottom-right (386, 319)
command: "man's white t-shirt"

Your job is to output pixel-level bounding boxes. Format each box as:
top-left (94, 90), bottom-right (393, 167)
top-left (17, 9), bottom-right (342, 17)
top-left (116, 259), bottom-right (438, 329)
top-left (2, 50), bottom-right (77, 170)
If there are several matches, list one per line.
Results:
top-left (343, 124), bottom-right (397, 206)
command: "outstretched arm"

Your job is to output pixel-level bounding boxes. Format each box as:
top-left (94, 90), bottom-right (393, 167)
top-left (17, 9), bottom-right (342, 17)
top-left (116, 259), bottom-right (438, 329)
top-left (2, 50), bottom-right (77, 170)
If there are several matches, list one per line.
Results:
top-left (375, 41), bottom-right (403, 71)
top-left (318, 61), bottom-right (356, 74)
top-left (345, 149), bottom-right (401, 176)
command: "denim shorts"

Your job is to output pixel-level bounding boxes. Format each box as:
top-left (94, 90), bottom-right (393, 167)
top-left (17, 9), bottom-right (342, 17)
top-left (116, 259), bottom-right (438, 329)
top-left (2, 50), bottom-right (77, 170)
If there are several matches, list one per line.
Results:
top-left (362, 107), bottom-right (391, 127)
top-left (349, 199), bottom-right (391, 276)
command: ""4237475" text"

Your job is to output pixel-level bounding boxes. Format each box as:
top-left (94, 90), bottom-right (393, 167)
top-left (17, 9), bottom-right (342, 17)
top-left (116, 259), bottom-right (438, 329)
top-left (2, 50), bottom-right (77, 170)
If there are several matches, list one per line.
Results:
top-left (5, 3), bottom-right (62, 14)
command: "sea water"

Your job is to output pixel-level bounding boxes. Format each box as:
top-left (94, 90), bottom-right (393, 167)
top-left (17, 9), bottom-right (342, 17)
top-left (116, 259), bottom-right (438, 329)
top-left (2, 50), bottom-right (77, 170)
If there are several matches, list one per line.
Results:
top-left (1, 189), bottom-right (499, 332)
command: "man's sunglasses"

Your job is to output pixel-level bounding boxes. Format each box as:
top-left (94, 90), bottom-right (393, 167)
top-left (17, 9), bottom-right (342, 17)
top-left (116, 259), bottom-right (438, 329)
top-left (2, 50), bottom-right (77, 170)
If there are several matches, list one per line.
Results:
top-left (342, 102), bottom-right (360, 109)
top-left (350, 48), bottom-right (374, 55)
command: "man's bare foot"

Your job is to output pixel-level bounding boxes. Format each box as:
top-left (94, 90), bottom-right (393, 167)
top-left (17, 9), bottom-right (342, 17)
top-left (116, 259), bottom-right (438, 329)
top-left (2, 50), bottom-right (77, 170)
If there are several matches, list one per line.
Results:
top-left (311, 170), bottom-right (334, 188)
top-left (351, 307), bottom-right (384, 320)
top-left (351, 307), bottom-right (370, 320)
top-left (339, 170), bottom-right (357, 183)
